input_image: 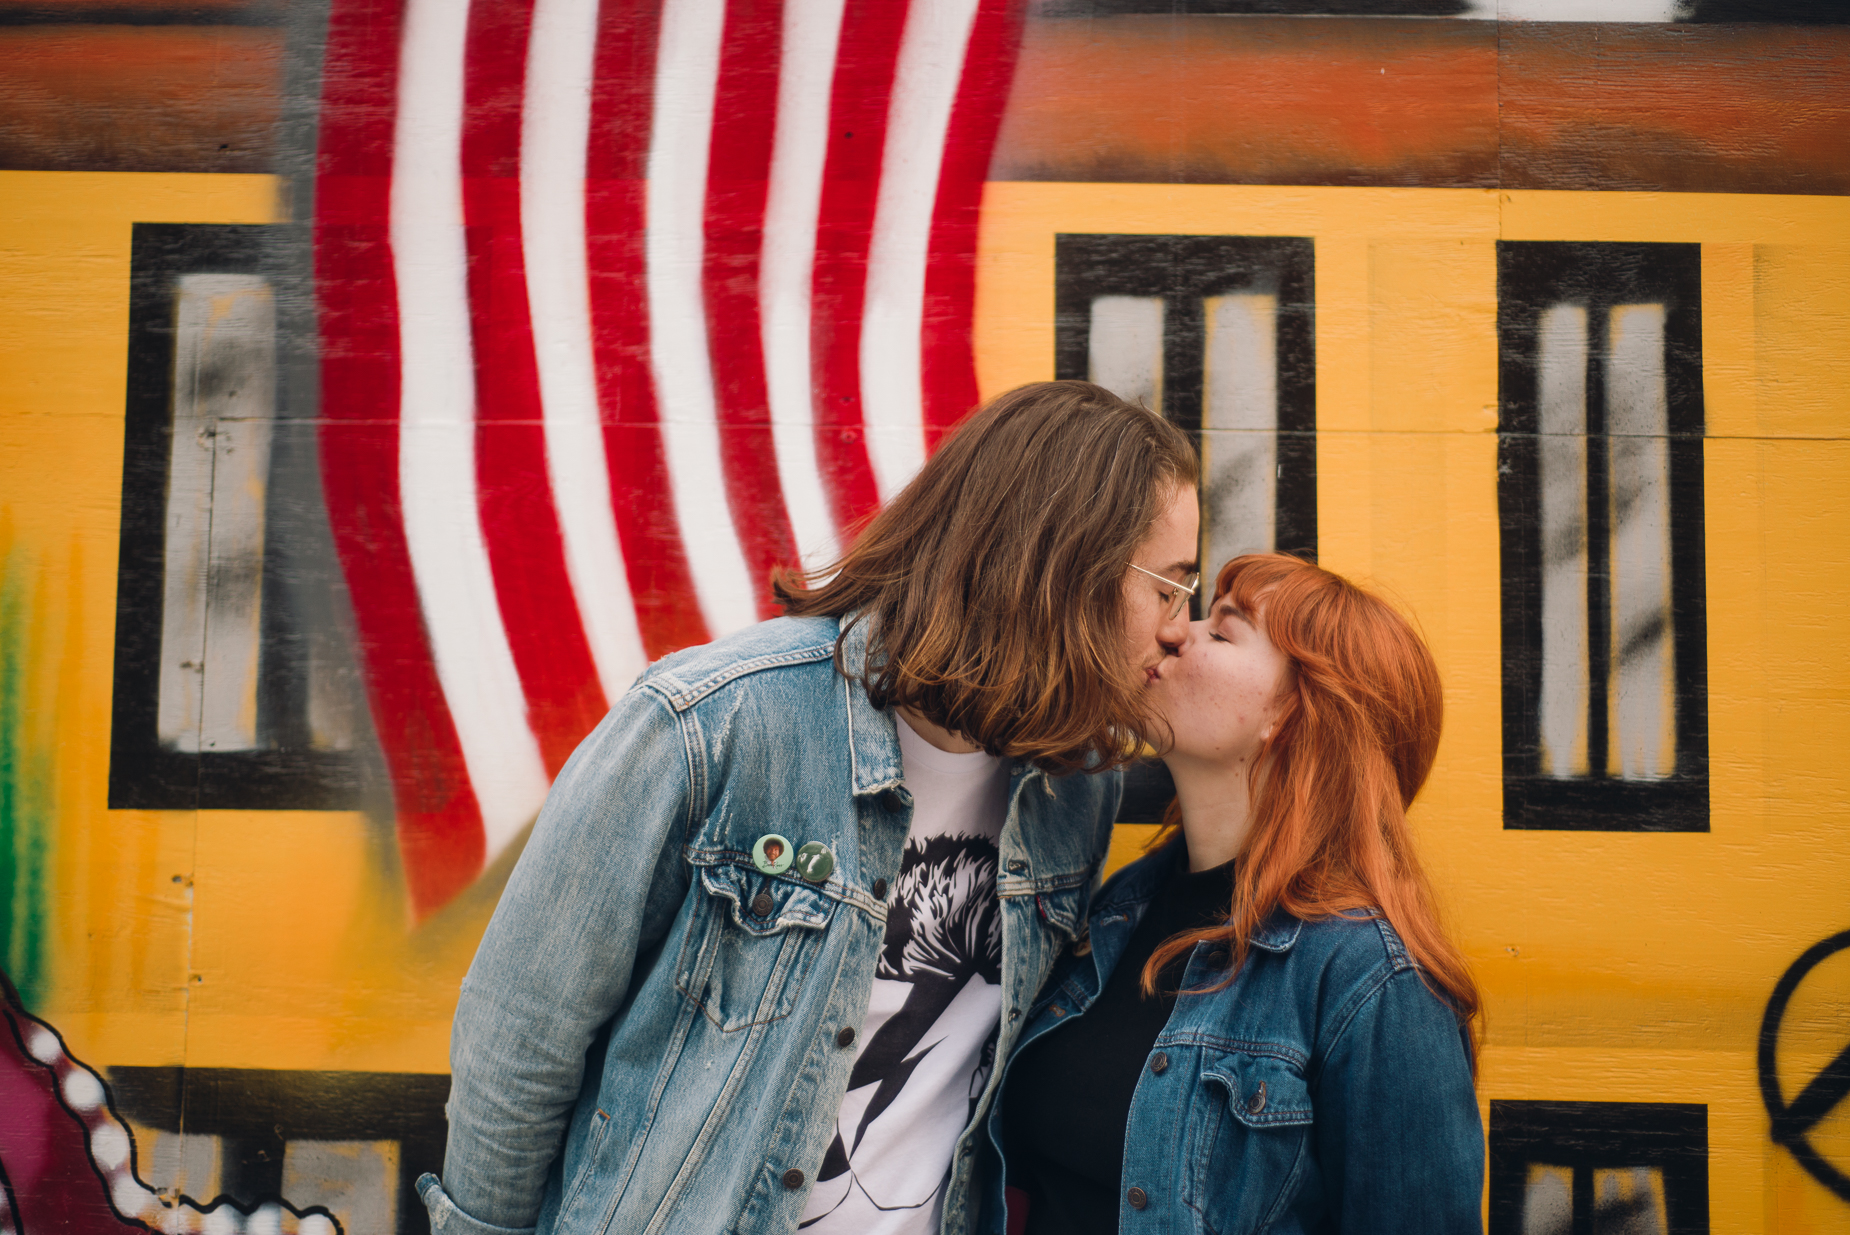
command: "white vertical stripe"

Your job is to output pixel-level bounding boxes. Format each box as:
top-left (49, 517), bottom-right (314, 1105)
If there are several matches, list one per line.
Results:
top-left (200, 463), bottom-right (271, 748)
top-left (1537, 303), bottom-right (1589, 779)
top-left (393, 0), bottom-right (549, 858)
top-left (859, 0), bottom-right (983, 504)
top-left (1521, 1165), bottom-right (1575, 1232)
top-left (524, 0), bottom-right (648, 699)
top-left (1201, 292), bottom-right (1277, 571)
top-left (1087, 295), bottom-right (1164, 411)
top-left (1606, 304), bottom-right (1675, 780)
top-left (762, 0), bottom-right (849, 570)
top-left (158, 343), bottom-right (214, 750)
top-left (159, 275), bottom-right (275, 753)
top-left (647, 0), bottom-right (759, 637)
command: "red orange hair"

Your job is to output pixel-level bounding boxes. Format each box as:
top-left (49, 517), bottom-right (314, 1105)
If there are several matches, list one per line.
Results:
top-left (1141, 554), bottom-right (1480, 1067)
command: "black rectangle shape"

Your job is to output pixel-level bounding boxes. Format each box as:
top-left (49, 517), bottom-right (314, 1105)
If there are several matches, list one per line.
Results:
top-left (110, 222), bottom-right (370, 811)
top-left (1488, 1100), bottom-right (1708, 1235)
top-left (1495, 241), bottom-right (1708, 832)
top-left (1053, 233), bottom-right (1317, 561)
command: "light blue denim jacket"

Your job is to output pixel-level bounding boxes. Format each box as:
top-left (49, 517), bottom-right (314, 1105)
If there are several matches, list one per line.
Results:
top-left (419, 615), bottom-right (1121, 1235)
top-left (979, 841), bottom-right (1484, 1235)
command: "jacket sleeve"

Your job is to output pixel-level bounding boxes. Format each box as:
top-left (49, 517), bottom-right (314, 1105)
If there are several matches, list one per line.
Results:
top-left (432, 685), bottom-right (697, 1232)
top-left (1312, 967), bottom-right (1485, 1234)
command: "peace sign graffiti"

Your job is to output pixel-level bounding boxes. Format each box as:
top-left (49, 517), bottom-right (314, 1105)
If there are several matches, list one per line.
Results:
top-left (1758, 929), bottom-right (1850, 1201)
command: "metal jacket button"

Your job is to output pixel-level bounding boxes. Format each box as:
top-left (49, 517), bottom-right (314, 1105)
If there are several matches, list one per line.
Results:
top-left (782, 1168), bottom-right (805, 1190)
top-left (1246, 1081), bottom-right (1267, 1114)
top-left (1149, 1052), bottom-right (1168, 1075)
top-left (836, 1026), bottom-right (856, 1048)
top-left (1126, 1186), bottom-right (1148, 1210)
top-left (872, 878), bottom-right (888, 899)
top-left (751, 892), bottom-right (774, 917)
top-left (794, 842), bottom-right (835, 883)
top-left (752, 834), bottom-right (793, 875)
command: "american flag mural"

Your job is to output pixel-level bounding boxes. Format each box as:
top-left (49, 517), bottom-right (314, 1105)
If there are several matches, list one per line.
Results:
top-left (314, 0), bottom-right (1024, 916)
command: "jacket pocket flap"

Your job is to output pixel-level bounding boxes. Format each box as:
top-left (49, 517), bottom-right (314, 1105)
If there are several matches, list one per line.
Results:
top-left (1034, 884), bottom-right (1086, 939)
top-left (697, 862), bottom-right (835, 937)
top-left (1201, 1050), bottom-right (1314, 1129)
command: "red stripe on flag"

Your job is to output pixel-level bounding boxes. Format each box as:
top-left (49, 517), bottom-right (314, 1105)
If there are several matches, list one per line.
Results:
top-left (462, 0), bottom-right (610, 774)
top-left (316, 0), bottom-right (485, 917)
top-left (809, 0), bottom-right (909, 534)
top-left (922, 0), bottom-right (1024, 452)
top-left (587, 0), bottom-right (711, 660)
top-left (705, 0), bottom-right (801, 619)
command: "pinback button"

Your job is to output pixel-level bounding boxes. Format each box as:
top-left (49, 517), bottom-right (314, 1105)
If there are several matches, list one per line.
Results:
top-left (751, 834), bottom-right (794, 876)
top-left (794, 842), bottom-right (835, 883)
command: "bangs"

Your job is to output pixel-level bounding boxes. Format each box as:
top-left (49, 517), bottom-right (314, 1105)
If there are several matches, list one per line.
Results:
top-left (1212, 553), bottom-right (1312, 638)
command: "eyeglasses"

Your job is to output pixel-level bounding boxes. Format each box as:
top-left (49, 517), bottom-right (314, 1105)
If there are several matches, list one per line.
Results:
top-left (1129, 562), bottom-right (1199, 622)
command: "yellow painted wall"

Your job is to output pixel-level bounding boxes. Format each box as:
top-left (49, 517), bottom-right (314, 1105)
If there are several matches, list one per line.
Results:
top-left (978, 182), bottom-right (1850, 1229)
top-left (4, 169), bottom-right (1847, 1227)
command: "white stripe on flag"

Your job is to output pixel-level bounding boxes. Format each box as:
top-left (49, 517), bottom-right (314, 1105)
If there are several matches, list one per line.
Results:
top-left (524, 0), bottom-right (648, 699)
top-left (393, 0), bottom-right (549, 858)
top-left (763, 0), bottom-right (849, 570)
top-left (859, 0), bottom-right (983, 503)
top-left (648, 0), bottom-right (760, 637)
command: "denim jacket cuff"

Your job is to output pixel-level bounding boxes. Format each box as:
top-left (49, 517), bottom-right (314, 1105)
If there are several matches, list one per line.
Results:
top-left (417, 1173), bottom-right (539, 1235)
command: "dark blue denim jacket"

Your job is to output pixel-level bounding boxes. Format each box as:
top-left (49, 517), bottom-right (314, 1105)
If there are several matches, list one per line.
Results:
top-left (979, 841), bottom-right (1484, 1235)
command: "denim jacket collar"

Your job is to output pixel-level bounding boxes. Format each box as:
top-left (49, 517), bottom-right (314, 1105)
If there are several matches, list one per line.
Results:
top-left (1249, 913), bottom-right (1304, 953)
top-left (838, 614), bottom-right (905, 798)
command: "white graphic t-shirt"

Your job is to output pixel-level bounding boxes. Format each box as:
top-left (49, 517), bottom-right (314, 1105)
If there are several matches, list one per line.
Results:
top-left (798, 714), bottom-right (1010, 1235)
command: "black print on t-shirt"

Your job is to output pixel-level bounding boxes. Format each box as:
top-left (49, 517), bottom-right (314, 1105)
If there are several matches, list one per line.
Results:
top-left (805, 831), bottom-right (1002, 1220)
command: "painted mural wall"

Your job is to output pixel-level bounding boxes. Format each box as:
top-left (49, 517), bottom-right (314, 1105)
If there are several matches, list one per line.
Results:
top-left (1, 0), bottom-right (1847, 1231)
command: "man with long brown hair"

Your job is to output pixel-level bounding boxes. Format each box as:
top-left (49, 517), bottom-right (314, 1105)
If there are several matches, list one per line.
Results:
top-left (420, 381), bottom-right (1199, 1235)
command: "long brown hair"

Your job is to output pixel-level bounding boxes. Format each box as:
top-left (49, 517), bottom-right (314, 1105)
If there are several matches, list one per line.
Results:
top-left (775, 381), bottom-right (1198, 773)
top-left (1141, 554), bottom-right (1480, 1060)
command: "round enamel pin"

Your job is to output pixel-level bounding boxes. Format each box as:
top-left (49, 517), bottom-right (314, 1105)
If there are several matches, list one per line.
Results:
top-left (793, 842), bottom-right (835, 884)
top-left (752, 833), bottom-right (794, 876)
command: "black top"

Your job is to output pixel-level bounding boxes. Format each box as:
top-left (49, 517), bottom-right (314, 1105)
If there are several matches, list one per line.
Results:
top-left (1001, 848), bottom-right (1235, 1235)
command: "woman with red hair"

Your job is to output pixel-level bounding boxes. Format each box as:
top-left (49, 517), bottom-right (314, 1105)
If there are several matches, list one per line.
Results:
top-left (982, 553), bottom-right (1484, 1234)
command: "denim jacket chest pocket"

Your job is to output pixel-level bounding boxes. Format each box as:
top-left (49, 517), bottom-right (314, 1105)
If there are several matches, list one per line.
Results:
top-left (1187, 1050), bottom-right (1315, 1235)
top-left (1030, 883), bottom-right (1087, 943)
top-left (675, 860), bottom-right (838, 1032)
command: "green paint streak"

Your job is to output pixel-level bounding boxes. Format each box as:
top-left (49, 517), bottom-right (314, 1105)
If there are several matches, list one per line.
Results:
top-left (0, 547), bottom-right (50, 1010)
